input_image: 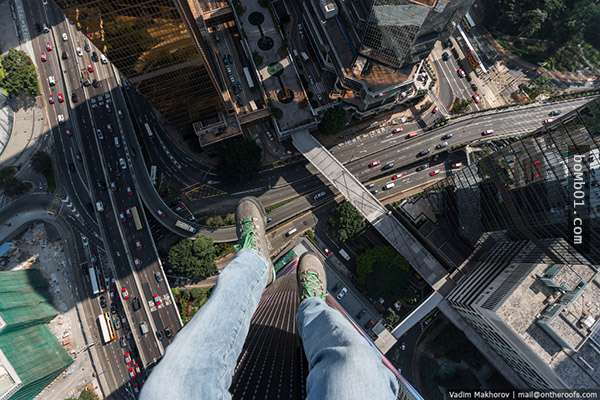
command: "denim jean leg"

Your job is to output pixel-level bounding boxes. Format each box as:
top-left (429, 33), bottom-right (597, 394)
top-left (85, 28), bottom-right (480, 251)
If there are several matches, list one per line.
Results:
top-left (297, 298), bottom-right (399, 400)
top-left (140, 250), bottom-right (270, 400)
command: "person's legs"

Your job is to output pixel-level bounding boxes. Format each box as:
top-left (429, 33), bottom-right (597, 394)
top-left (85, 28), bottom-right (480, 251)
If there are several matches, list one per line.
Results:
top-left (296, 253), bottom-right (399, 400)
top-left (141, 197), bottom-right (274, 400)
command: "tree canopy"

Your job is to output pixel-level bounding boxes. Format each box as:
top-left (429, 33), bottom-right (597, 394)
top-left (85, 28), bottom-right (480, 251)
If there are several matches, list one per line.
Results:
top-left (356, 246), bottom-right (411, 303)
top-left (0, 167), bottom-right (30, 196)
top-left (329, 202), bottom-right (365, 242)
top-left (218, 137), bottom-right (262, 183)
top-left (168, 236), bottom-right (218, 281)
top-left (318, 107), bottom-right (347, 135)
top-left (0, 49), bottom-right (39, 97)
top-left (65, 388), bottom-right (99, 400)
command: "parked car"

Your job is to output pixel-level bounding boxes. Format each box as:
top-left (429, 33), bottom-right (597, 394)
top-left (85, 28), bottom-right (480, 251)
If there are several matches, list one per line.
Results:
top-left (336, 287), bottom-right (348, 300)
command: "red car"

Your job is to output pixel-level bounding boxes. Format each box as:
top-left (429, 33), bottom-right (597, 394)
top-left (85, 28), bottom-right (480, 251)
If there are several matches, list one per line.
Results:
top-left (48, 94), bottom-right (54, 104)
top-left (429, 169), bottom-right (441, 177)
top-left (152, 293), bottom-right (161, 307)
top-left (121, 287), bottom-right (130, 300)
top-left (368, 160), bottom-right (380, 168)
top-left (431, 106), bottom-right (438, 114)
top-left (87, 64), bottom-right (94, 73)
top-left (128, 367), bottom-right (136, 378)
top-left (40, 52), bottom-right (47, 62)
top-left (405, 131), bottom-right (418, 139)
top-left (46, 42), bottom-right (53, 52)
top-left (57, 92), bottom-right (64, 103)
top-left (391, 174), bottom-right (401, 181)
top-left (124, 352), bottom-right (132, 365)
top-left (126, 186), bottom-right (133, 196)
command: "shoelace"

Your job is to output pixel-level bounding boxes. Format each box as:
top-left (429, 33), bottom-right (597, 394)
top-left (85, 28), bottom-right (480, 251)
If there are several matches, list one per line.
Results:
top-left (240, 218), bottom-right (256, 250)
top-left (301, 271), bottom-right (325, 300)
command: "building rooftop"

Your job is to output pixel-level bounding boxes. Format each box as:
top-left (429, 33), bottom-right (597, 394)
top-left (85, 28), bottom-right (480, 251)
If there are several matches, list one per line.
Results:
top-left (496, 262), bottom-right (600, 388)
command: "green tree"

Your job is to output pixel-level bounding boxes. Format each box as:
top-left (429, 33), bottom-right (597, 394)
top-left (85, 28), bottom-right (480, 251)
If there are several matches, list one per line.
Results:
top-left (356, 246), bottom-right (411, 302)
top-left (329, 202), bottom-right (365, 242)
top-left (318, 107), bottom-right (347, 135)
top-left (0, 49), bottom-right (39, 97)
top-left (0, 167), bottom-right (30, 196)
top-left (31, 151), bottom-right (55, 192)
top-left (65, 387), bottom-right (99, 400)
top-left (168, 236), bottom-right (218, 281)
top-left (218, 137), bottom-right (262, 182)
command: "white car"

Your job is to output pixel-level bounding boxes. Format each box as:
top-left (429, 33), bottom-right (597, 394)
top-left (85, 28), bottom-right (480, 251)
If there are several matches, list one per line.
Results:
top-left (62, 32), bottom-right (68, 41)
top-left (76, 47), bottom-right (82, 56)
top-left (48, 75), bottom-right (55, 86)
top-left (336, 287), bottom-right (348, 300)
top-left (100, 54), bottom-right (108, 64)
top-left (57, 114), bottom-right (64, 123)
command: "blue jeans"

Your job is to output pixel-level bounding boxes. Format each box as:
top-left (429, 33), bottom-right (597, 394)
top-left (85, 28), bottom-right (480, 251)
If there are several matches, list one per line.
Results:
top-left (141, 250), bottom-right (399, 400)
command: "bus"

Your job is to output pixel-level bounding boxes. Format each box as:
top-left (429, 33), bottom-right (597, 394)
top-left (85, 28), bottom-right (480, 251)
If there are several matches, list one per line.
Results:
top-left (243, 67), bottom-right (255, 89)
top-left (286, 227), bottom-right (298, 237)
top-left (88, 265), bottom-right (101, 296)
top-left (144, 122), bottom-right (153, 137)
top-left (131, 206), bottom-right (142, 231)
top-left (274, 249), bottom-right (297, 274)
top-left (150, 165), bottom-right (157, 186)
top-left (97, 313), bottom-right (117, 344)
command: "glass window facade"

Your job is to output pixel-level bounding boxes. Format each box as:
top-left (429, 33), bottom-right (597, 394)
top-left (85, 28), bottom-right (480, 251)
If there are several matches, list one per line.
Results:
top-left (56, 0), bottom-right (221, 131)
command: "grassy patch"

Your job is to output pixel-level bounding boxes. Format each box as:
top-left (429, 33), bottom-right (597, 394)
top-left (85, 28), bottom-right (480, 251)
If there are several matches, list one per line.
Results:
top-left (172, 287), bottom-right (212, 324)
top-left (265, 197), bottom-right (294, 213)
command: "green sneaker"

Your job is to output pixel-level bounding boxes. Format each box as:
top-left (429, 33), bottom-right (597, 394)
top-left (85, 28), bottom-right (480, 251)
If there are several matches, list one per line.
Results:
top-left (297, 252), bottom-right (327, 301)
top-left (236, 197), bottom-right (275, 286)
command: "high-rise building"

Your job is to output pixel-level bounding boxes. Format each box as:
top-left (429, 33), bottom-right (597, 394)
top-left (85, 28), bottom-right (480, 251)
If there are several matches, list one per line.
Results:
top-left (55, 0), bottom-right (226, 133)
top-left (300, 0), bottom-right (474, 114)
top-left (396, 98), bottom-right (600, 389)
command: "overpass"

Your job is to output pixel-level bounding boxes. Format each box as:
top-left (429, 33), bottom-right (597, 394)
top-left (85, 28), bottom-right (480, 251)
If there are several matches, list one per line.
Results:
top-left (292, 129), bottom-right (449, 289)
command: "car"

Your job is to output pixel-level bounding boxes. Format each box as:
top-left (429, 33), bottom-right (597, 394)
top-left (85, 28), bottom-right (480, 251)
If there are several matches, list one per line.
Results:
top-left (442, 51), bottom-right (450, 61)
top-left (456, 68), bottom-right (466, 78)
top-left (100, 54), bottom-right (108, 64)
top-left (549, 110), bottom-right (561, 117)
top-left (62, 32), bottom-right (68, 41)
top-left (134, 258), bottom-right (141, 267)
top-left (119, 158), bottom-right (127, 170)
top-left (154, 271), bottom-right (163, 283)
top-left (370, 189), bottom-right (379, 195)
top-left (87, 64), bottom-right (94, 73)
top-left (113, 316), bottom-right (121, 330)
top-left (451, 162), bottom-right (463, 169)
top-left (57, 92), bottom-right (64, 103)
top-left (435, 142), bottom-right (448, 149)
top-left (92, 79), bottom-right (100, 88)
top-left (124, 187), bottom-right (134, 197)
top-left (156, 330), bottom-right (164, 341)
top-left (405, 131), bottom-right (418, 139)
top-left (392, 126), bottom-right (403, 133)
top-left (110, 182), bottom-right (116, 191)
top-left (416, 163), bottom-right (429, 172)
top-left (119, 336), bottom-right (127, 348)
top-left (76, 47), bottom-right (82, 56)
top-left (128, 367), bottom-right (136, 378)
top-left (96, 129), bottom-right (103, 139)
top-left (156, 209), bottom-right (165, 218)
top-left (367, 183), bottom-right (375, 189)
top-left (99, 295), bottom-right (107, 308)
top-left (368, 160), bottom-right (381, 168)
top-left (61, 50), bottom-right (68, 60)
top-left (382, 162), bottom-right (394, 170)
top-left (40, 52), bottom-right (47, 62)
top-left (481, 129), bottom-right (494, 136)
top-left (323, 248), bottom-right (332, 256)
top-left (313, 191), bottom-right (326, 201)
top-left (429, 169), bottom-right (441, 176)
top-left (65, 129), bottom-right (72, 136)
top-left (132, 297), bottom-right (141, 311)
top-left (46, 42), bottom-right (52, 52)
top-left (133, 362), bottom-right (141, 374)
top-left (336, 287), bottom-right (348, 300)
top-left (152, 293), bottom-right (162, 307)
top-left (471, 83), bottom-right (478, 92)
top-left (71, 92), bottom-right (78, 102)
top-left (121, 287), bottom-right (130, 300)
top-left (119, 212), bottom-right (125, 221)
top-left (48, 94), bottom-right (54, 104)
top-left (48, 75), bottom-right (55, 86)
top-left (91, 51), bottom-right (98, 62)
top-left (57, 114), bottom-right (64, 123)
top-left (543, 118), bottom-right (555, 124)
top-left (84, 41), bottom-right (90, 52)
top-left (356, 309), bottom-right (366, 319)
top-left (125, 208), bottom-right (132, 217)
top-left (431, 106), bottom-right (438, 114)
top-left (417, 149), bottom-right (431, 157)
top-left (135, 240), bottom-right (142, 249)
top-left (472, 94), bottom-right (481, 103)
top-left (124, 351), bottom-right (132, 365)
top-left (391, 174), bottom-right (401, 181)
top-left (165, 328), bottom-right (173, 338)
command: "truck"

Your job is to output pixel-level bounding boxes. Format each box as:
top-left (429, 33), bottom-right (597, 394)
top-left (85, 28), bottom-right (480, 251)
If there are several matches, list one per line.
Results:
top-left (338, 248), bottom-right (351, 261)
top-left (175, 220), bottom-right (196, 234)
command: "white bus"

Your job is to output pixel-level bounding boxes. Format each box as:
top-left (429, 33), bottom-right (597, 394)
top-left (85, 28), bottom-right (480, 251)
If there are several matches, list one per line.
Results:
top-left (150, 165), bottom-right (157, 186)
top-left (88, 266), bottom-right (101, 296)
top-left (144, 122), bottom-right (153, 137)
top-left (97, 313), bottom-right (116, 344)
top-left (243, 67), bottom-right (255, 89)
top-left (131, 206), bottom-right (143, 231)
top-left (339, 248), bottom-right (351, 261)
top-left (286, 227), bottom-right (298, 237)
top-left (175, 220), bottom-right (196, 233)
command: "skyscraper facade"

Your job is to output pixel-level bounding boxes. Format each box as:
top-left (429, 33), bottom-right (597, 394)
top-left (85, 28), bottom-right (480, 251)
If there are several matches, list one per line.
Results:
top-left (56, 0), bottom-right (223, 131)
